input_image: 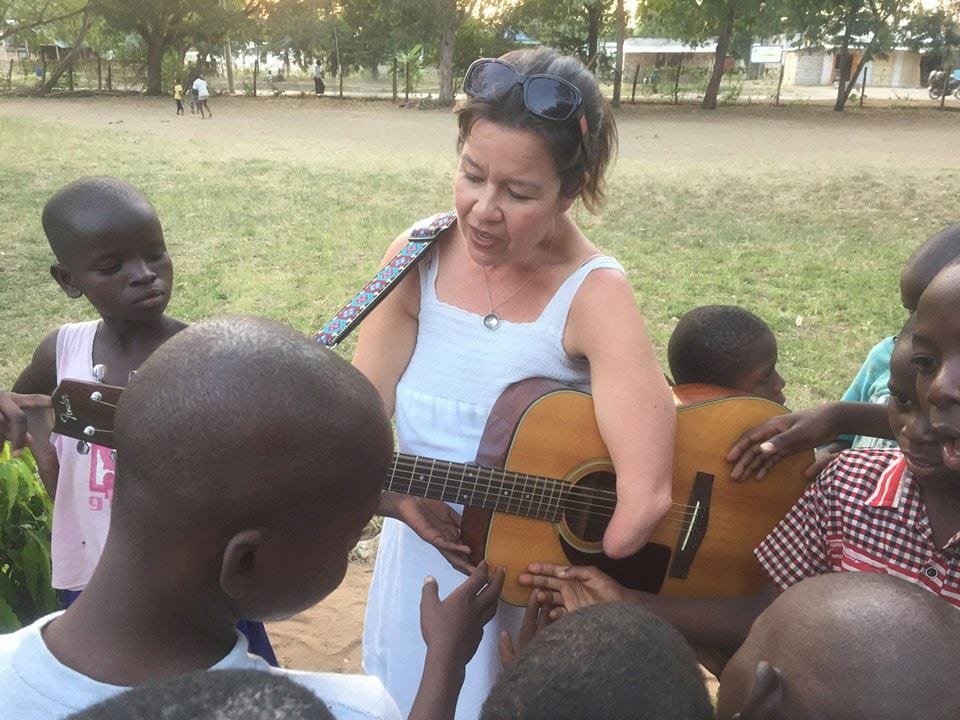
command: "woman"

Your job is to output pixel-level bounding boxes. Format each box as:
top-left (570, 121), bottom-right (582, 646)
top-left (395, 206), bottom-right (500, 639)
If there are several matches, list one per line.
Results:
top-left (354, 48), bottom-right (675, 718)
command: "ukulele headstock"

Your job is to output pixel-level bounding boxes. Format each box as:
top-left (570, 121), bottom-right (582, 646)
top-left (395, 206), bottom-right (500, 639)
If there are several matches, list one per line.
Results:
top-left (51, 379), bottom-right (122, 450)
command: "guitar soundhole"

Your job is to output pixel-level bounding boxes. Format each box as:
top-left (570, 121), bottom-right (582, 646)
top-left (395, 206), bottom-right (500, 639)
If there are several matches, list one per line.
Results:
top-left (563, 471), bottom-right (616, 543)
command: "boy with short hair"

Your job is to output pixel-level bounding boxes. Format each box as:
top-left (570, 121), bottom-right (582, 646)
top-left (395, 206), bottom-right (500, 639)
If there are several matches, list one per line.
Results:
top-left (667, 305), bottom-right (786, 404)
top-left (716, 573), bottom-right (960, 720)
top-left (69, 669), bottom-right (335, 720)
top-left (481, 603), bottom-right (714, 720)
top-left (0, 317), bottom-right (504, 719)
top-left (729, 224), bottom-right (960, 480)
top-left (521, 312), bottom-right (960, 654)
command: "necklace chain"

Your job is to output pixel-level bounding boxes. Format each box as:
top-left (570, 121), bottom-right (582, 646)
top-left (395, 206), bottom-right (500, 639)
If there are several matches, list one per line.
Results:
top-left (480, 266), bottom-right (540, 331)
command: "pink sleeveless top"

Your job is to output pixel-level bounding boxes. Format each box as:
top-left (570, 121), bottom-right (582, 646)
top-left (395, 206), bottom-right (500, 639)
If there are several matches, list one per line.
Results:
top-left (50, 321), bottom-right (116, 591)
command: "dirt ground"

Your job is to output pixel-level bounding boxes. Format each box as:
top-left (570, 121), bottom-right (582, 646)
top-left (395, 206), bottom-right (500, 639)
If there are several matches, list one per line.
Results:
top-left (1, 93), bottom-right (958, 170)
top-left (1, 93), bottom-right (953, 686)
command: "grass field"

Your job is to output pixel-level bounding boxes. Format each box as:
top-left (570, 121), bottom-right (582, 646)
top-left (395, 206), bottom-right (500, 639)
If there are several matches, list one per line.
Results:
top-left (1, 95), bottom-right (959, 408)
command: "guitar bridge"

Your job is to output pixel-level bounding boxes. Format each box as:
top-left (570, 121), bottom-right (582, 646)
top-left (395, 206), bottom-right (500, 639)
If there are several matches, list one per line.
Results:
top-left (668, 472), bottom-right (713, 579)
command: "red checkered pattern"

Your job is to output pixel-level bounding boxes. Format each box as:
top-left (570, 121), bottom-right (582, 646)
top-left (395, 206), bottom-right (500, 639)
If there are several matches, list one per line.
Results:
top-left (755, 449), bottom-right (960, 608)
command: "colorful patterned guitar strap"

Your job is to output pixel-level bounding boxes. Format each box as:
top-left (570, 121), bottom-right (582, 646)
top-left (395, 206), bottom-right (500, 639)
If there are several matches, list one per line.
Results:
top-left (315, 211), bottom-right (458, 348)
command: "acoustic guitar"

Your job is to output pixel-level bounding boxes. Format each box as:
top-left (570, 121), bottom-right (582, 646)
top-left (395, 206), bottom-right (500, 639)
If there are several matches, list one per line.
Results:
top-left (50, 377), bottom-right (810, 606)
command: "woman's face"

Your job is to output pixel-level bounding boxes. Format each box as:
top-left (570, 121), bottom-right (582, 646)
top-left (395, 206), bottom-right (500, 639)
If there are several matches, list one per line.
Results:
top-left (455, 119), bottom-right (573, 267)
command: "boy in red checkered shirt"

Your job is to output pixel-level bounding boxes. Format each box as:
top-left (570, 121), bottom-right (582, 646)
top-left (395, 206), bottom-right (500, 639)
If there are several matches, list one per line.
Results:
top-left (518, 313), bottom-right (960, 659)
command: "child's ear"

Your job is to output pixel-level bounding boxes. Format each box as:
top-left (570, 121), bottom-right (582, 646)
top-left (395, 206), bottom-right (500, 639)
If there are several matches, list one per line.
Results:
top-left (50, 264), bottom-right (82, 299)
top-left (734, 661), bottom-right (783, 720)
top-left (220, 528), bottom-right (270, 600)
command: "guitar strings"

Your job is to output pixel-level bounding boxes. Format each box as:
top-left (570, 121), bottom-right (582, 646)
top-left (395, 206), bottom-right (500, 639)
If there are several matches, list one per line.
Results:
top-left (387, 467), bottom-right (702, 521)
top-left (388, 456), bottom-right (700, 512)
top-left (387, 462), bottom-right (700, 516)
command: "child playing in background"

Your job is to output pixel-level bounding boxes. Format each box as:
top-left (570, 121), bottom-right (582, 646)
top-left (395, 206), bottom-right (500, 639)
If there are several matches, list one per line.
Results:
top-left (729, 224), bottom-right (960, 480)
top-left (716, 573), bottom-right (960, 720)
top-left (667, 305), bottom-right (786, 404)
top-left (520, 313), bottom-right (960, 657)
top-left (173, 79), bottom-right (184, 115)
top-left (481, 603), bottom-right (714, 720)
top-left (0, 317), bottom-right (504, 720)
top-left (0, 178), bottom-right (275, 665)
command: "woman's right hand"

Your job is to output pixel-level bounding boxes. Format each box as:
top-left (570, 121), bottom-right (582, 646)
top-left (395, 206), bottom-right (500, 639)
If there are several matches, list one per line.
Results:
top-left (382, 493), bottom-right (476, 574)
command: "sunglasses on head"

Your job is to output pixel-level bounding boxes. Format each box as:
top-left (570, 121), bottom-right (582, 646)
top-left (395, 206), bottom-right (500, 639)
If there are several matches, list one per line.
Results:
top-left (463, 58), bottom-right (584, 125)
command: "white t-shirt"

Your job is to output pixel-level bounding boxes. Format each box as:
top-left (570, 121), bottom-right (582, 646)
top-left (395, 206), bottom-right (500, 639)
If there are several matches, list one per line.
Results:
top-left (0, 612), bottom-right (402, 720)
top-left (192, 77), bottom-right (209, 98)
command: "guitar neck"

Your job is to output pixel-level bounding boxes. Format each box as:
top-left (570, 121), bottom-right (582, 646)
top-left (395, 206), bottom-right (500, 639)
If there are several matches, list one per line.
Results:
top-left (385, 453), bottom-right (563, 522)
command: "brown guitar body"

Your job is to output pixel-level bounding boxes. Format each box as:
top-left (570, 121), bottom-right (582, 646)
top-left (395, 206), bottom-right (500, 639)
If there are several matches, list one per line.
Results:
top-left (464, 380), bottom-right (811, 606)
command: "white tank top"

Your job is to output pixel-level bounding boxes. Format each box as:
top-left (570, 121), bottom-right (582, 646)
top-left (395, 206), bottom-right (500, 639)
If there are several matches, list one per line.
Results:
top-left (50, 320), bottom-right (116, 591)
top-left (395, 245), bottom-right (624, 463)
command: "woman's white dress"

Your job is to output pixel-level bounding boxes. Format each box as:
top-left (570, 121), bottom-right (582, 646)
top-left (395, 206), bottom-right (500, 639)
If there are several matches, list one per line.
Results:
top-left (362, 217), bottom-right (624, 719)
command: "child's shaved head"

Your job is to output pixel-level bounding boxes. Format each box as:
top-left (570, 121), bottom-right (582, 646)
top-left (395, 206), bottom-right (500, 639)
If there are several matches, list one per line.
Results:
top-left (68, 669), bottom-right (335, 720)
top-left (105, 316), bottom-right (392, 620)
top-left (42, 177), bottom-right (162, 264)
top-left (668, 305), bottom-right (783, 402)
top-left (718, 573), bottom-right (960, 720)
top-left (481, 603), bottom-right (714, 720)
top-left (113, 316), bottom-right (391, 535)
top-left (901, 224), bottom-right (960, 311)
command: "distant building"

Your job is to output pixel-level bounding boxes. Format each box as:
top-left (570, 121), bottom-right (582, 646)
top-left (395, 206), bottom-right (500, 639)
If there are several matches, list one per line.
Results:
top-left (783, 46), bottom-right (921, 88)
top-left (611, 37), bottom-right (720, 76)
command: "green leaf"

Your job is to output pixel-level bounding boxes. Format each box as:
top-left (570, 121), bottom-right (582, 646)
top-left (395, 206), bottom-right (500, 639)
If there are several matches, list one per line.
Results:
top-left (0, 597), bottom-right (21, 633)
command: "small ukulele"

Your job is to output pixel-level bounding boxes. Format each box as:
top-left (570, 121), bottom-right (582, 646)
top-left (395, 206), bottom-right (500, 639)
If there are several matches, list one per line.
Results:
top-left (50, 377), bottom-right (809, 605)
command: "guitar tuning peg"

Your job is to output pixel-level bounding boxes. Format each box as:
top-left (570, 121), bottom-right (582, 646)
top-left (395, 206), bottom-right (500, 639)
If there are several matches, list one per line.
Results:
top-left (92, 364), bottom-right (106, 383)
top-left (110, 450), bottom-right (117, 464)
top-left (76, 440), bottom-right (90, 455)
top-left (128, 370), bottom-right (137, 381)
top-left (90, 391), bottom-right (102, 402)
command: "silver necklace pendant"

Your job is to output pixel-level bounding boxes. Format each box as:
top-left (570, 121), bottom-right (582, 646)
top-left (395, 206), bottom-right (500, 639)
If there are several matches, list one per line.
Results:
top-left (483, 312), bottom-right (501, 330)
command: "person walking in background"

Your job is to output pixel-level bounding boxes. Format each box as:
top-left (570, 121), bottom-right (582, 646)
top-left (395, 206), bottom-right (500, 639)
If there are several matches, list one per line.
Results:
top-left (173, 79), bottom-right (184, 115)
top-left (193, 75), bottom-right (211, 119)
top-left (314, 59), bottom-right (325, 96)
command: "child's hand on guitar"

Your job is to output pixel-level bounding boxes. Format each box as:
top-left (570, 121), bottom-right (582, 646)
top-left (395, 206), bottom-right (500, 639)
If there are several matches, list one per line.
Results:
top-left (498, 590), bottom-right (551, 668)
top-left (419, 560), bottom-right (506, 669)
top-left (727, 405), bottom-right (840, 481)
top-left (391, 494), bottom-right (475, 574)
top-left (518, 563), bottom-right (628, 620)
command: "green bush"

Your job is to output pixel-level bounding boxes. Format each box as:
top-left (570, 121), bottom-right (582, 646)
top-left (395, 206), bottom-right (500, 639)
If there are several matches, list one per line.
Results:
top-left (0, 444), bottom-right (56, 631)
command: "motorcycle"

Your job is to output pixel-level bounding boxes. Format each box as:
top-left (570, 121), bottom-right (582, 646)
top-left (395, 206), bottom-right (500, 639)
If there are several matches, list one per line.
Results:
top-left (928, 70), bottom-right (960, 100)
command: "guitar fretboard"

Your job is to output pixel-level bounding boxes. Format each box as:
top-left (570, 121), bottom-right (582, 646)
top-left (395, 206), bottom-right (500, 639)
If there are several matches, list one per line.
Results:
top-left (384, 454), bottom-right (567, 522)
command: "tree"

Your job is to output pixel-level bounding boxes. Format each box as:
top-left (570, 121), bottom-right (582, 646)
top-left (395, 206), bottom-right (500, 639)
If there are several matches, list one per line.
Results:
top-left (435, 0), bottom-right (483, 104)
top-left (785, 0), bottom-right (913, 112)
top-left (505, 0), bottom-right (613, 62)
top-left (643, 0), bottom-right (780, 110)
top-left (90, 0), bottom-right (243, 95)
top-left (0, 0), bottom-right (85, 43)
top-left (38, 2), bottom-right (93, 94)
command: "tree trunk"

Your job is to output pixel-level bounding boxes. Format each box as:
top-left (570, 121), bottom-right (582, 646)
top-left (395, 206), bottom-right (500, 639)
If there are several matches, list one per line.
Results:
top-left (145, 32), bottom-right (165, 96)
top-left (39, 5), bottom-right (93, 94)
top-left (586, 1), bottom-right (602, 63)
top-left (224, 40), bottom-right (235, 94)
top-left (702, 0), bottom-right (736, 110)
top-left (833, 13), bottom-right (854, 112)
top-left (438, 1), bottom-right (457, 105)
top-left (843, 46), bottom-right (874, 104)
top-left (612, 0), bottom-right (625, 108)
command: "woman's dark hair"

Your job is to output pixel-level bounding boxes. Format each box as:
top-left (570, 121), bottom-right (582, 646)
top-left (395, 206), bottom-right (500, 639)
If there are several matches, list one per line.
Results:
top-left (455, 47), bottom-right (617, 213)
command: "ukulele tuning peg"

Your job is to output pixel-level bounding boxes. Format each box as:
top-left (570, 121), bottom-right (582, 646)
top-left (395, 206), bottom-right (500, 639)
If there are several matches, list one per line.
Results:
top-left (128, 370), bottom-right (137, 381)
top-left (82, 426), bottom-right (96, 438)
top-left (92, 364), bottom-right (106, 383)
top-left (76, 440), bottom-right (90, 455)
top-left (90, 391), bottom-right (102, 402)
top-left (110, 450), bottom-right (117, 464)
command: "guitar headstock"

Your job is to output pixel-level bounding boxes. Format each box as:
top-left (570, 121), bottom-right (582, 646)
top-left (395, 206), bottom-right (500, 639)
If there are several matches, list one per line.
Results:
top-left (51, 379), bottom-right (122, 450)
